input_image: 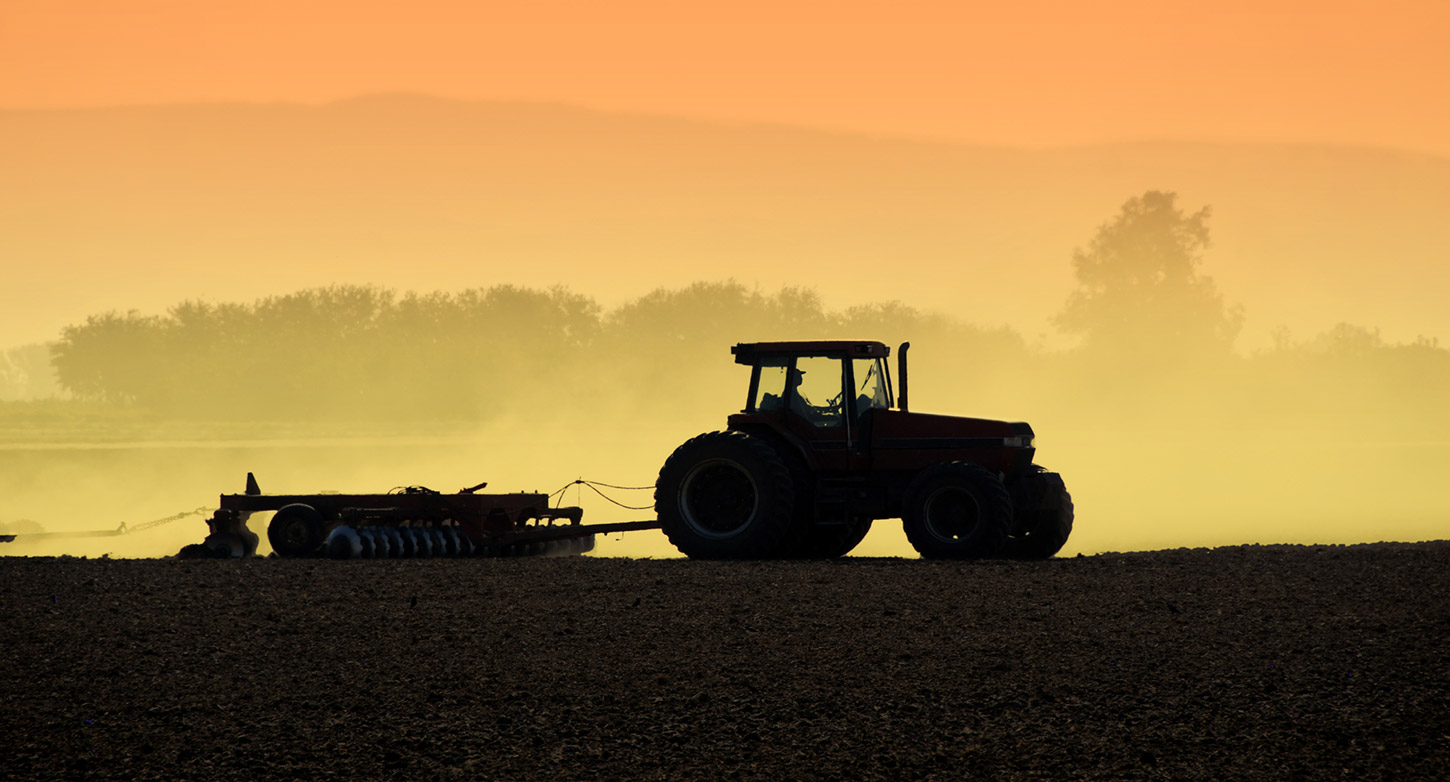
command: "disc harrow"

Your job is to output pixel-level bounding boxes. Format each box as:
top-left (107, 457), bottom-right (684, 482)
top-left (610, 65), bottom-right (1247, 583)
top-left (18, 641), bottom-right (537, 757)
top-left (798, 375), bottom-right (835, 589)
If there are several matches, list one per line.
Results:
top-left (321, 524), bottom-right (594, 559)
top-left (187, 473), bottom-right (652, 559)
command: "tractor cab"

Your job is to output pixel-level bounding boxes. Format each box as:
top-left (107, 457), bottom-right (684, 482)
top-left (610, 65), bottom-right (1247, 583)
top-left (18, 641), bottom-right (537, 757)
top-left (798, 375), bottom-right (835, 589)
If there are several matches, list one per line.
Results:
top-left (729, 341), bottom-right (893, 473)
top-left (742, 340), bottom-right (893, 429)
top-left (727, 340), bottom-right (1034, 478)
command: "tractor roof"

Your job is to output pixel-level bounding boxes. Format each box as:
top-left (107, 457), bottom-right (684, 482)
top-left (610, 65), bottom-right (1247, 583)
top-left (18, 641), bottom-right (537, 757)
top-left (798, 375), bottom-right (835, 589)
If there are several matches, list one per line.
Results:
top-left (732, 340), bottom-right (891, 365)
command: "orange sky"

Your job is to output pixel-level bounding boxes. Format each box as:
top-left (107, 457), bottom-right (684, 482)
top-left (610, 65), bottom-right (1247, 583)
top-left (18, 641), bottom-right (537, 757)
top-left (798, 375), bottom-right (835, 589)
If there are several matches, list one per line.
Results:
top-left (3, 0), bottom-right (1448, 156)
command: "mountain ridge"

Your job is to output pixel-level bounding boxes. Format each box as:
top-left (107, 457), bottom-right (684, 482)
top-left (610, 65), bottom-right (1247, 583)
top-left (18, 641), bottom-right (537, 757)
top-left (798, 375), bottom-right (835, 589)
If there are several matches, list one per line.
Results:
top-left (8, 92), bottom-right (1449, 165)
top-left (4, 94), bottom-right (1448, 349)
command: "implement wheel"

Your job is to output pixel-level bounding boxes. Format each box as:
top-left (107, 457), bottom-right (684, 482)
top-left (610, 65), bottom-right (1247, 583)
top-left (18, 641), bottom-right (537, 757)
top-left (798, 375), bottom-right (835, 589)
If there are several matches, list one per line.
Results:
top-left (903, 462), bottom-right (1012, 560)
top-left (267, 504), bottom-right (325, 557)
top-left (656, 431), bottom-right (800, 559)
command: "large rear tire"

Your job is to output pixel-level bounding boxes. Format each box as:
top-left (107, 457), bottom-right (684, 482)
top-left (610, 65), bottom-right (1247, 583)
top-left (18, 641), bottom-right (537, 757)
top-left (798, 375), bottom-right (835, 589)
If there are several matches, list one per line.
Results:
top-left (267, 504), bottom-right (325, 558)
top-left (902, 462), bottom-right (1012, 560)
top-left (1003, 469), bottom-right (1074, 559)
top-left (655, 431), bottom-right (800, 559)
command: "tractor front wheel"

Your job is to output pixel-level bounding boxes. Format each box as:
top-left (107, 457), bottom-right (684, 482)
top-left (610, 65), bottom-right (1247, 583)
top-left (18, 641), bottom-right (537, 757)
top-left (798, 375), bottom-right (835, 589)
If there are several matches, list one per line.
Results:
top-left (656, 431), bottom-right (800, 559)
top-left (902, 462), bottom-right (1012, 560)
top-left (1003, 469), bottom-right (1074, 560)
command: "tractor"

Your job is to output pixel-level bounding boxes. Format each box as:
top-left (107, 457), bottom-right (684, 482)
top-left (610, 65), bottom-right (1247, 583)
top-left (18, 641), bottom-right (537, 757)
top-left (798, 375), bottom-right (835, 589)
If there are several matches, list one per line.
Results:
top-left (654, 341), bottom-right (1072, 560)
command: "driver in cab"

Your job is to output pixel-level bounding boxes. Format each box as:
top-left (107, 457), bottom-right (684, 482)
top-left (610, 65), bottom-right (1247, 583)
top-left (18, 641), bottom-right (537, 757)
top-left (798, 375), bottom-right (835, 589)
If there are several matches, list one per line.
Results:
top-left (784, 367), bottom-right (837, 427)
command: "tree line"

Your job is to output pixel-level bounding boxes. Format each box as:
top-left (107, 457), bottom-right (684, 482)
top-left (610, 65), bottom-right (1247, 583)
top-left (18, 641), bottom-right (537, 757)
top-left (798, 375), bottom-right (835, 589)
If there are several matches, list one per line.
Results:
top-left (45, 192), bottom-right (1450, 434)
top-left (48, 282), bottom-right (1026, 422)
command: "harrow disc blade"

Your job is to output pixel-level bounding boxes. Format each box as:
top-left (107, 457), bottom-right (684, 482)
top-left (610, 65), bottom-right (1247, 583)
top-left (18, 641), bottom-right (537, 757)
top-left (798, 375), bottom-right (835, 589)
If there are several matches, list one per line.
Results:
top-left (325, 526), bottom-right (363, 559)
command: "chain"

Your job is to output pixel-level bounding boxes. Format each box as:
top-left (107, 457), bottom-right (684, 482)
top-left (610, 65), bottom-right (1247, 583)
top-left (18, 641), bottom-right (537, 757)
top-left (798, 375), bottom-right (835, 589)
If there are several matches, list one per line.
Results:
top-left (120, 506), bottom-right (215, 535)
top-left (0, 506), bottom-right (216, 541)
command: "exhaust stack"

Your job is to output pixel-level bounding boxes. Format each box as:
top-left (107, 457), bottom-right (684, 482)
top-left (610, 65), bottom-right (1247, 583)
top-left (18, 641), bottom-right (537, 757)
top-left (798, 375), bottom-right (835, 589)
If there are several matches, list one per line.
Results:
top-left (898, 341), bottom-right (910, 412)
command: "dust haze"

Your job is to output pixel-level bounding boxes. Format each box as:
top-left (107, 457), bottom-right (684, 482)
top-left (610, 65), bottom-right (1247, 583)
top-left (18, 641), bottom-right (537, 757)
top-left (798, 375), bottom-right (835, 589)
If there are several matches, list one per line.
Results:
top-left (2, 99), bottom-right (1447, 558)
top-left (4, 278), bottom-right (1447, 557)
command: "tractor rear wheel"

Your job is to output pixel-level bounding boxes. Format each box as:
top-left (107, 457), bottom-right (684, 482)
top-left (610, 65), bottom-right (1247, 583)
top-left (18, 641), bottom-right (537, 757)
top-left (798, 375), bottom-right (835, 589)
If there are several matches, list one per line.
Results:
top-left (267, 504), bottom-right (325, 557)
top-left (1003, 469), bottom-right (1074, 560)
top-left (902, 462), bottom-right (1012, 560)
top-left (656, 431), bottom-right (800, 559)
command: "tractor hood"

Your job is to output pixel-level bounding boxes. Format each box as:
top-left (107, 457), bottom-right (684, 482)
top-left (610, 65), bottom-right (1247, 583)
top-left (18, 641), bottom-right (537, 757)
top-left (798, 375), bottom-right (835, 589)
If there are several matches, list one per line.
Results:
top-left (872, 409), bottom-right (1033, 444)
top-left (867, 409), bottom-right (1036, 475)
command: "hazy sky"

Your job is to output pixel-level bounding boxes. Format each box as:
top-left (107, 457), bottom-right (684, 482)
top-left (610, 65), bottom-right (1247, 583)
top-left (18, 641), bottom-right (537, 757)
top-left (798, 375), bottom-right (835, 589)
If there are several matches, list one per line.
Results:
top-left (4, 0), bottom-right (1449, 352)
top-left (4, 1), bottom-right (1448, 556)
top-left (4, 0), bottom-right (1448, 156)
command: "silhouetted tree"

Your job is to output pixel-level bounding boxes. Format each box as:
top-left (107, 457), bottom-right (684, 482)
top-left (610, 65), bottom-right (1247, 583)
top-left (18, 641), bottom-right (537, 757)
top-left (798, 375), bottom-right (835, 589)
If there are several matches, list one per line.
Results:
top-left (51, 311), bottom-right (166, 404)
top-left (1057, 191), bottom-right (1243, 357)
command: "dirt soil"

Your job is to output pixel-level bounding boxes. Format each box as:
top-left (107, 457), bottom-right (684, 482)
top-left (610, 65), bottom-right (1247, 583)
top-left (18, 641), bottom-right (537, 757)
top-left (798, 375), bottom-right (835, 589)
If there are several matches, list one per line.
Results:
top-left (3, 543), bottom-right (1449, 781)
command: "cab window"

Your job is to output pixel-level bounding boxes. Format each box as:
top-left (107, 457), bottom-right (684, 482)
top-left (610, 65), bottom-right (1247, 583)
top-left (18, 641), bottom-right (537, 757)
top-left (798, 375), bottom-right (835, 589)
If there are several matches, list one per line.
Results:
top-left (789, 356), bottom-right (846, 428)
top-left (753, 359), bottom-right (790, 412)
top-left (852, 357), bottom-right (892, 414)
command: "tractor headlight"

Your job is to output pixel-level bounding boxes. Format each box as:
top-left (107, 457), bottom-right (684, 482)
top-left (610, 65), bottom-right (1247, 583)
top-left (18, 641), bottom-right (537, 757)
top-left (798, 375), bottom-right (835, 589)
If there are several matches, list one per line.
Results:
top-left (1004, 436), bottom-right (1034, 448)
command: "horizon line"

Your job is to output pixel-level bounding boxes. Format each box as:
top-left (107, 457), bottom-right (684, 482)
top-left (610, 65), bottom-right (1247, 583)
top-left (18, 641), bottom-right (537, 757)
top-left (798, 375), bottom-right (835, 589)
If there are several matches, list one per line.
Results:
top-left (4, 91), bottom-right (1448, 163)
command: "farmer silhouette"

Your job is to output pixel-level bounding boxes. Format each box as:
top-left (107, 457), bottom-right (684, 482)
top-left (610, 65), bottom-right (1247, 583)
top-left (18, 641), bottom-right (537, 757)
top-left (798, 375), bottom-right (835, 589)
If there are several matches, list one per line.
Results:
top-left (784, 367), bottom-right (809, 417)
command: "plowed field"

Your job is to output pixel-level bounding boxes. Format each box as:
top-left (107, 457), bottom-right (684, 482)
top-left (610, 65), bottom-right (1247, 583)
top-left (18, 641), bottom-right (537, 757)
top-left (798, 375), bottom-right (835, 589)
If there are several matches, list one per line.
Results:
top-left (4, 543), bottom-right (1448, 780)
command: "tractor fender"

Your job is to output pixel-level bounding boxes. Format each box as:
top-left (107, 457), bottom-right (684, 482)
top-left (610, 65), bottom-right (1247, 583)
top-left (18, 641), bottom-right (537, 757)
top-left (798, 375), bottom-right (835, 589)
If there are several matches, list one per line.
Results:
top-left (728, 422), bottom-right (821, 475)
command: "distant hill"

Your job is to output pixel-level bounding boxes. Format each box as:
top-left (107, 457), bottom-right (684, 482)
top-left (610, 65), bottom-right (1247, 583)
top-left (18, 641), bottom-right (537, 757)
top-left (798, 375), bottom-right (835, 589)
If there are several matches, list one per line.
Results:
top-left (3, 94), bottom-right (1448, 349)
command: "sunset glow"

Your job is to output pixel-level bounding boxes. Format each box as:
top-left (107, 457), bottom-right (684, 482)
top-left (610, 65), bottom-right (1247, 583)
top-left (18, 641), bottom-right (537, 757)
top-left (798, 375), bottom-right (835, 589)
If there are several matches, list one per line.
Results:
top-left (2, 1), bottom-right (1448, 559)
top-left (3, 1), bottom-right (1448, 154)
